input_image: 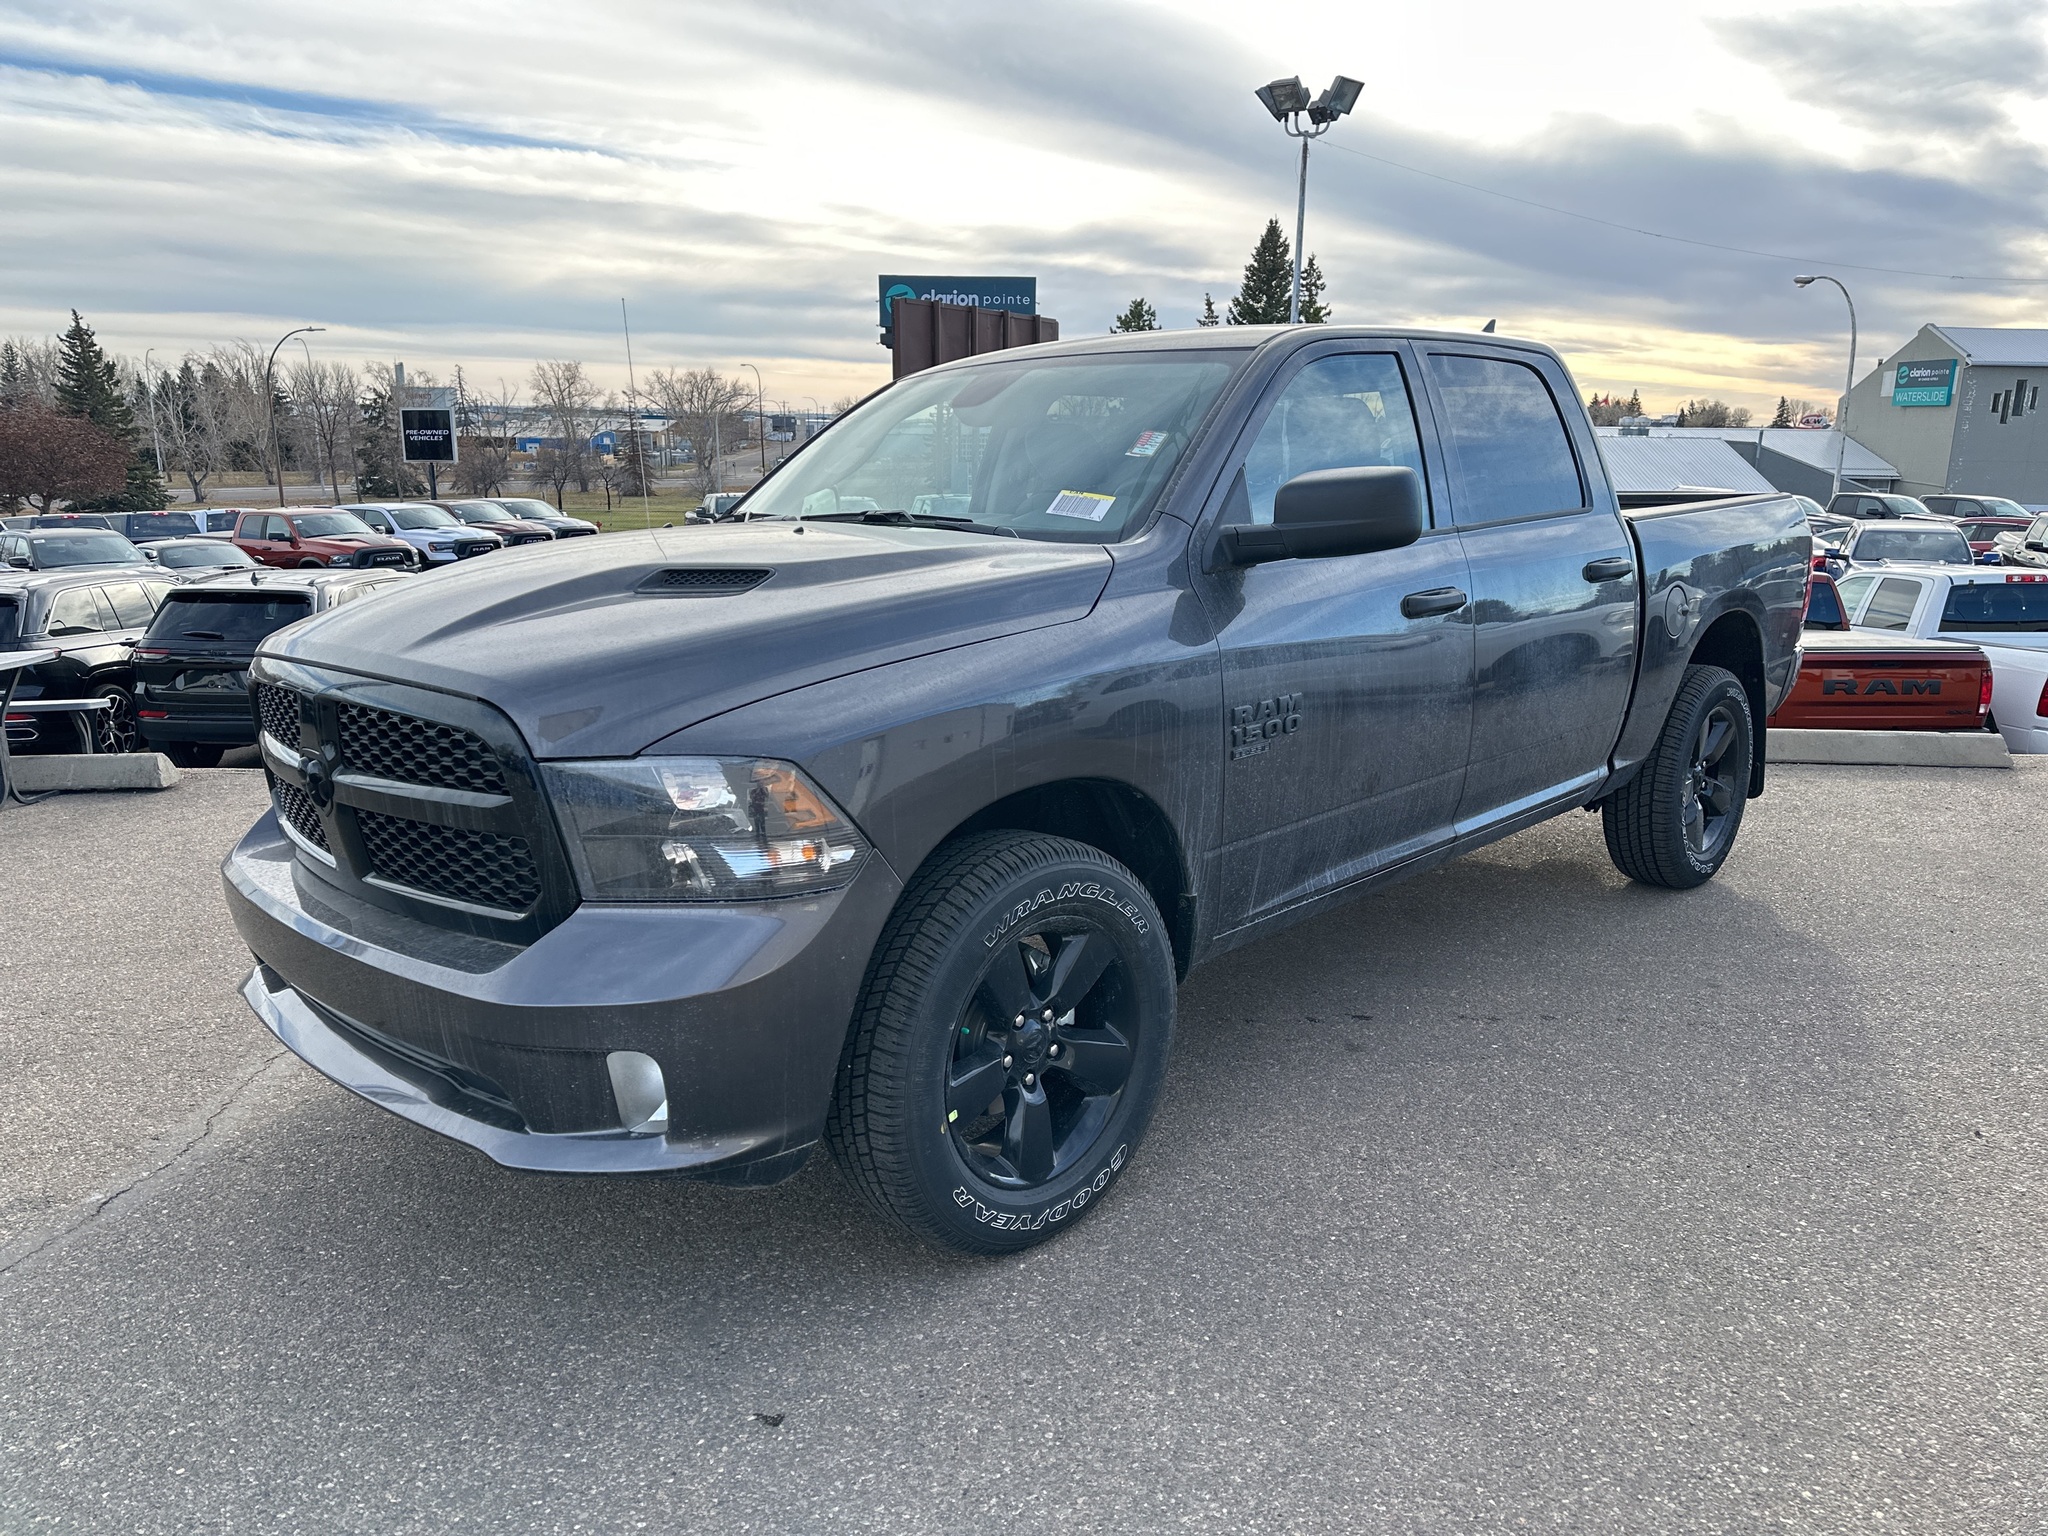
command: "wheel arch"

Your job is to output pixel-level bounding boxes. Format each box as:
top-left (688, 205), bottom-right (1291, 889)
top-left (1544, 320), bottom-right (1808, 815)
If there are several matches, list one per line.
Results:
top-left (1686, 607), bottom-right (1767, 796)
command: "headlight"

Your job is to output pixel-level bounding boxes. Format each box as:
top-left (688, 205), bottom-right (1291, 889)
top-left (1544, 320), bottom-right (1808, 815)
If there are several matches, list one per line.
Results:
top-left (329, 553), bottom-right (353, 565)
top-left (543, 757), bottom-right (867, 901)
top-left (427, 540), bottom-right (454, 552)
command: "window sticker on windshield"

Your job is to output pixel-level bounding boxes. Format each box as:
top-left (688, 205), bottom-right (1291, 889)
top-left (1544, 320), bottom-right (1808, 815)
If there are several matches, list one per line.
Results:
top-left (1045, 490), bottom-right (1116, 522)
top-left (1126, 431), bottom-right (1169, 458)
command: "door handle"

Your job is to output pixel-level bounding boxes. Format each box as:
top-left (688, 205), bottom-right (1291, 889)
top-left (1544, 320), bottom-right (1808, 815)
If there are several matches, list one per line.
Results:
top-left (1400, 586), bottom-right (1468, 619)
top-left (1582, 556), bottom-right (1633, 583)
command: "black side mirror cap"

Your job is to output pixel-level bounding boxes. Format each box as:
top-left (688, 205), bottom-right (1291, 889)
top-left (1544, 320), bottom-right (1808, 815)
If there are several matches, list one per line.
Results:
top-left (1213, 465), bottom-right (1426, 569)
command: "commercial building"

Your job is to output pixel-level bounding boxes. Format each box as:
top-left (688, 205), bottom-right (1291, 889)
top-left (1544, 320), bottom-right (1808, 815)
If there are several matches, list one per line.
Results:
top-left (1594, 425), bottom-right (1898, 501)
top-left (1839, 325), bottom-right (2048, 505)
top-left (1591, 431), bottom-right (1777, 506)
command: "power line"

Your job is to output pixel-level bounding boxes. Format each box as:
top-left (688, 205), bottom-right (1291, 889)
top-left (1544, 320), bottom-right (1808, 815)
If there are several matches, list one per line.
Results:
top-left (1318, 138), bottom-right (2048, 285)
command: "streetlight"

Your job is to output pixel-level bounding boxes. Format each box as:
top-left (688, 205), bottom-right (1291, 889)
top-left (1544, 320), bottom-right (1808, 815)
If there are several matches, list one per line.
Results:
top-left (1793, 275), bottom-right (1856, 503)
top-left (265, 325), bottom-right (325, 508)
top-left (1253, 73), bottom-right (1363, 324)
top-left (741, 362), bottom-right (766, 472)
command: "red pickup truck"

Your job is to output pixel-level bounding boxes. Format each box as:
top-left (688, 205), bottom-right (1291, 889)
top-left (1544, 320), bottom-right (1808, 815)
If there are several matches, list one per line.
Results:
top-left (1773, 573), bottom-right (1993, 730)
top-left (232, 509), bottom-right (413, 571)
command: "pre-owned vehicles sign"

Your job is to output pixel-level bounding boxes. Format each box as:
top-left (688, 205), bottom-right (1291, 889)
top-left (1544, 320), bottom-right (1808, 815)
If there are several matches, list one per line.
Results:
top-left (399, 408), bottom-right (457, 462)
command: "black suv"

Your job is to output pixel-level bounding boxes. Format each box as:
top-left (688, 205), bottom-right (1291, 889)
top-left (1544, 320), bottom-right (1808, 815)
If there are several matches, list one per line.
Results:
top-left (0, 569), bottom-right (180, 753)
top-left (477, 498), bottom-right (598, 538)
top-left (1, 526), bottom-right (157, 573)
top-left (133, 569), bottom-right (410, 765)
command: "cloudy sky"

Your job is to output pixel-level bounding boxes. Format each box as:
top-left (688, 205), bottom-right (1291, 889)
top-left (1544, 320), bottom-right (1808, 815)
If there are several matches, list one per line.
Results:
top-left (3, 0), bottom-right (2044, 415)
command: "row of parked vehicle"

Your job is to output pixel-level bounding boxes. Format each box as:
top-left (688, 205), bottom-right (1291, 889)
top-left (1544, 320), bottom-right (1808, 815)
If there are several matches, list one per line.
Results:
top-left (1, 498), bottom-right (601, 766)
top-left (1783, 490), bottom-right (2048, 751)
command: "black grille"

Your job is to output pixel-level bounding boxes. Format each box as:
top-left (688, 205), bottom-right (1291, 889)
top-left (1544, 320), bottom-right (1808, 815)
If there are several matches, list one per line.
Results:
top-left (455, 541), bottom-right (493, 559)
top-left (256, 683), bottom-right (300, 745)
top-left (337, 703), bottom-right (507, 794)
top-left (511, 533), bottom-right (550, 546)
top-left (357, 810), bottom-right (539, 912)
top-left (357, 549), bottom-right (408, 568)
top-left (641, 567), bottom-right (771, 595)
top-left (271, 776), bottom-right (329, 852)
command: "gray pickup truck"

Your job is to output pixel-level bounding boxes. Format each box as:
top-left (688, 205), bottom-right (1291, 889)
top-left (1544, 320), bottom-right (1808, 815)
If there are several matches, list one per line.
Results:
top-left (225, 327), bottom-right (1808, 1253)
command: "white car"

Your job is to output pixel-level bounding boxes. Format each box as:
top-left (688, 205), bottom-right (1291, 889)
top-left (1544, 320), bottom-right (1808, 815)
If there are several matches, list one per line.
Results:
top-left (344, 503), bottom-right (503, 566)
top-left (1831, 519), bottom-right (1977, 571)
top-left (1838, 564), bottom-right (2048, 752)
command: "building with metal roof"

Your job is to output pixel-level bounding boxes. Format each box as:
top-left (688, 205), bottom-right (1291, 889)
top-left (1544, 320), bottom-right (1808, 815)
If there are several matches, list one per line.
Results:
top-left (1594, 425), bottom-right (1896, 503)
top-left (1839, 324), bottom-right (2048, 506)
top-left (1591, 431), bottom-right (1778, 506)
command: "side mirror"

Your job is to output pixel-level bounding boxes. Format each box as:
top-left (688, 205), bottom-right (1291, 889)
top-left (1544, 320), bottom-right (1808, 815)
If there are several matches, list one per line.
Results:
top-left (1215, 466), bottom-right (1425, 568)
top-left (6, 556), bottom-right (29, 569)
top-left (142, 547), bottom-right (159, 562)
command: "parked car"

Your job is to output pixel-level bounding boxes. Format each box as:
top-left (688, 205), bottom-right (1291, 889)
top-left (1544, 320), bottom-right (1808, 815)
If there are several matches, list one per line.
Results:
top-left (0, 526), bottom-right (158, 573)
top-left (132, 568), bottom-right (409, 765)
top-left (1991, 512), bottom-right (2048, 570)
top-left (1837, 565), bottom-right (2048, 751)
top-left (88, 511), bottom-right (210, 544)
top-left (24, 512), bottom-right (115, 530)
top-left (1948, 516), bottom-right (2031, 558)
top-left (342, 503), bottom-right (501, 566)
top-left (0, 568), bottom-right (179, 752)
top-left (1827, 492), bottom-right (1945, 522)
top-left (1920, 494), bottom-right (2035, 521)
top-left (230, 509), bottom-right (413, 570)
top-left (1829, 519), bottom-right (1974, 571)
top-left (476, 498), bottom-right (598, 538)
top-left (1773, 628), bottom-right (1993, 730)
top-left (691, 492), bottom-right (748, 522)
top-left (147, 538), bottom-right (260, 574)
top-left (192, 508), bottom-right (259, 534)
top-left (429, 501), bottom-right (556, 547)
top-left (225, 324), bottom-right (1810, 1252)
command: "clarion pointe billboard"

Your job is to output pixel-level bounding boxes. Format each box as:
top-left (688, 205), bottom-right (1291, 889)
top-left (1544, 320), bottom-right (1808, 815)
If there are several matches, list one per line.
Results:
top-left (879, 275), bottom-right (1036, 335)
top-left (1892, 358), bottom-right (1957, 408)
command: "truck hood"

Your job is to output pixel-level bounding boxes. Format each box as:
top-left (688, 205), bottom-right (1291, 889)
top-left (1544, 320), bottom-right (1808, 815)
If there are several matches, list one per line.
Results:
top-left (260, 522), bottom-right (1113, 757)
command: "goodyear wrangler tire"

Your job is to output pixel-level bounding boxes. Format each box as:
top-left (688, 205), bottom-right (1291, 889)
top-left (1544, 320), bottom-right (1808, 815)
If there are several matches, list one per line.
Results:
top-left (1602, 664), bottom-right (1753, 889)
top-left (826, 831), bottom-right (1175, 1255)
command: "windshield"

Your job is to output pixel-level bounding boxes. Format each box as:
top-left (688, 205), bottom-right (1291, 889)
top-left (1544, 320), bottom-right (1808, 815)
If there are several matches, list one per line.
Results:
top-left (390, 506), bottom-right (457, 530)
top-left (124, 513), bottom-right (200, 540)
top-left (157, 542), bottom-right (256, 569)
top-left (1979, 498), bottom-right (2031, 517)
top-left (1854, 528), bottom-right (1971, 564)
top-left (145, 593), bottom-right (312, 642)
top-left (290, 512), bottom-right (375, 538)
top-left (29, 532), bottom-right (144, 566)
top-left (742, 354), bottom-right (1237, 541)
top-left (454, 503), bottom-right (514, 523)
top-left (492, 499), bottom-right (558, 518)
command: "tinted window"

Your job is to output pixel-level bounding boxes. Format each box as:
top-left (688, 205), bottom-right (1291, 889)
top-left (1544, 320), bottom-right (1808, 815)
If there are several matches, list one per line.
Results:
top-left (1429, 355), bottom-right (1582, 524)
top-left (28, 533), bottom-right (144, 566)
top-left (289, 512), bottom-right (375, 538)
top-left (47, 587), bottom-right (104, 635)
top-left (1852, 528), bottom-right (1971, 564)
top-left (454, 504), bottom-right (514, 522)
top-left (100, 581), bottom-right (157, 628)
top-left (1241, 353), bottom-right (1427, 526)
top-left (145, 593), bottom-right (312, 642)
top-left (121, 513), bottom-right (200, 540)
top-left (1804, 580), bottom-right (1846, 629)
top-left (157, 541), bottom-right (255, 569)
top-left (1860, 577), bottom-right (1924, 631)
top-left (1939, 582), bottom-right (2048, 633)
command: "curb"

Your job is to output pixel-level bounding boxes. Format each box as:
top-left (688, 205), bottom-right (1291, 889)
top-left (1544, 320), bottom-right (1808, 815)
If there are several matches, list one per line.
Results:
top-left (7, 753), bottom-right (184, 792)
top-left (1768, 729), bottom-right (2012, 769)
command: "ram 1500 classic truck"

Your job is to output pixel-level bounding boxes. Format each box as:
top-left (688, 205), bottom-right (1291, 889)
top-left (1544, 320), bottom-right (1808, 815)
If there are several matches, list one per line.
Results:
top-left (223, 326), bottom-right (1808, 1254)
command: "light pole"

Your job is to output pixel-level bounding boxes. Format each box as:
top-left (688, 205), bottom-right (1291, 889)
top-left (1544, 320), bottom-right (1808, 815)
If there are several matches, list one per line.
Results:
top-left (1794, 275), bottom-right (1856, 503)
top-left (741, 363), bottom-right (766, 472)
top-left (265, 325), bottom-right (325, 507)
top-left (1254, 74), bottom-right (1362, 324)
top-left (804, 394), bottom-right (822, 440)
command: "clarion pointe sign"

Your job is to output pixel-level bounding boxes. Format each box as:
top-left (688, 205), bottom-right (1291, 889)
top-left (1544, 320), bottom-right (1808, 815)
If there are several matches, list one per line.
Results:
top-left (878, 275), bottom-right (1036, 344)
top-left (1892, 358), bottom-right (1958, 409)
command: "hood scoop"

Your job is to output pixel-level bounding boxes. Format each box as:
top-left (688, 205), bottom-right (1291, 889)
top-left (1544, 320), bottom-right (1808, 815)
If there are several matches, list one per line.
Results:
top-left (638, 567), bottom-right (772, 596)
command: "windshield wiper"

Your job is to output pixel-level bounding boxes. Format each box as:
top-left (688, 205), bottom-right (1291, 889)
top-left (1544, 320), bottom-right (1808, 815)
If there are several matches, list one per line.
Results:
top-left (801, 509), bottom-right (1015, 537)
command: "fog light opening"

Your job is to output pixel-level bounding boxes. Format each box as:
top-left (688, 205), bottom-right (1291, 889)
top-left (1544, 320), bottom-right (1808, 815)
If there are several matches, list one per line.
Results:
top-left (606, 1051), bottom-right (670, 1135)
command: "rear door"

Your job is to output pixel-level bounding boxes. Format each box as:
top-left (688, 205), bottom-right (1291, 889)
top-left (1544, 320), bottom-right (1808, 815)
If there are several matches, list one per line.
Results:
top-left (1202, 342), bottom-right (1475, 930)
top-left (1420, 347), bottom-right (1637, 829)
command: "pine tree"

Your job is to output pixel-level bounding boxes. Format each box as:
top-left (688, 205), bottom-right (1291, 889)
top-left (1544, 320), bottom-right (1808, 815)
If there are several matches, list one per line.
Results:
top-left (1196, 294), bottom-right (1221, 327)
top-left (1771, 395), bottom-right (1793, 428)
top-left (53, 310), bottom-right (167, 510)
top-left (0, 340), bottom-right (25, 404)
top-left (1111, 298), bottom-right (1160, 333)
top-left (1625, 389), bottom-right (1643, 418)
top-left (1226, 219), bottom-right (1295, 325)
top-left (1297, 254), bottom-right (1330, 324)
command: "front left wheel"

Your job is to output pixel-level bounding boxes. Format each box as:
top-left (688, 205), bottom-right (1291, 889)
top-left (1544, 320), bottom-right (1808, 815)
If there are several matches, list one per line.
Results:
top-left (827, 831), bottom-right (1176, 1255)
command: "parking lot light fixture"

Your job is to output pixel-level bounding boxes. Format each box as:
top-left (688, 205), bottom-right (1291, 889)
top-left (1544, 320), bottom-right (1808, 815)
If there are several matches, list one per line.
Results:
top-left (265, 326), bottom-right (325, 508)
top-left (742, 363), bottom-right (766, 472)
top-left (1254, 74), bottom-right (1362, 324)
top-left (1794, 274), bottom-right (1856, 503)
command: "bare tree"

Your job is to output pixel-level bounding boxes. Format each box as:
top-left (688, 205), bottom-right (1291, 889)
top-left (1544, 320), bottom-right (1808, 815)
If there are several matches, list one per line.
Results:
top-left (646, 366), bottom-right (750, 495)
top-left (0, 337), bottom-right (61, 406)
top-left (286, 358), bottom-right (359, 501)
top-left (528, 360), bottom-right (596, 505)
top-left (454, 372), bottom-right (517, 497)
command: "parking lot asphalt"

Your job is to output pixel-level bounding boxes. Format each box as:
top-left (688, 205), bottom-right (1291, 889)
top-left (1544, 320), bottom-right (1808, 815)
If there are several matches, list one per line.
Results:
top-left (3, 761), bottom-right (2045, 1533)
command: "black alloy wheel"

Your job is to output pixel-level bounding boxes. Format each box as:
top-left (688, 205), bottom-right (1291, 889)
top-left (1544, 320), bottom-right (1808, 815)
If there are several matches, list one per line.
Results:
top-left (89, 685), bottom-right (139, 754)
top-left (829, 831), bottom-right (1176, 1255)
top-left (1601, 664), bottom-right (1753, 889)
top-left (947, 923), bottom-right (1138, 1188)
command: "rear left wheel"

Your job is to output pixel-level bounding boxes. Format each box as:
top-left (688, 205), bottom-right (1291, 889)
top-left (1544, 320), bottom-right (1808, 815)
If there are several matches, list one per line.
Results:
top-left (827, 831), bottom-right (1176, 1255)
top-left (89, 685), bottom-right (140, 754)
top-left (1601, 664), bottom-right (1752, 889)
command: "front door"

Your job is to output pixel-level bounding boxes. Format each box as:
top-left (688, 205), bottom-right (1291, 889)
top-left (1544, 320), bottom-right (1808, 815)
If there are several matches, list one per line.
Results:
top-left (1420, 349), bottom-right (1638, 830)
top-left (1200, 345), bottom-right (1475, 933)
